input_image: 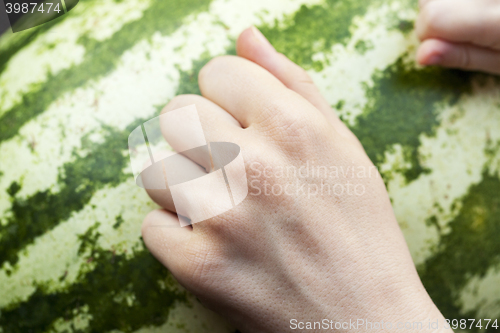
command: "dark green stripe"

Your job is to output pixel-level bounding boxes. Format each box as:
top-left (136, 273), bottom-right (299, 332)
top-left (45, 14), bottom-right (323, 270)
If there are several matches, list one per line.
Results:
top-left (0, 124), bottom-right (130, 267)
top-left (350, 56), bottom-right (474, 182)
top-left (260, 0), bottom-right (372, 71)
top-left (0, 8), bottom-right (72, 77)
top-left (419, 171), bottom-right (500, 331)
top-left (0, 0), bottom-right (212, 143)
top-left (0, 233), bottom-right (188, 332)
top-left (175, 0), bottom-right (374, 93)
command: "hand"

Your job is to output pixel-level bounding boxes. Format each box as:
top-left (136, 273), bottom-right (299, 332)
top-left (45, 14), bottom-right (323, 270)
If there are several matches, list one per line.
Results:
top-left (416, 0), bottom-right (500, 75)
top-left (142, 27), bottom-right (449, 332)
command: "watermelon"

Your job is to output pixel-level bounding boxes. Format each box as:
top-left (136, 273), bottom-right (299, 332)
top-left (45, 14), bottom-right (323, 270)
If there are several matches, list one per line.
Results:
top-left (0, 0), bottom-right (499, 331)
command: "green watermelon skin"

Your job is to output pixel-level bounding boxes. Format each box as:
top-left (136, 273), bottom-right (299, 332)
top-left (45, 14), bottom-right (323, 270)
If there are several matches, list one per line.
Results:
top-left (0, 0), bottom-right (499, 332)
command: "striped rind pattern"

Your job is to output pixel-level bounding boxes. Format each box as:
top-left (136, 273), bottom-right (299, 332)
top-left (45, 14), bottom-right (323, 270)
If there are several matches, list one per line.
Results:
top-left (0, 0), bottom-right (499, 331)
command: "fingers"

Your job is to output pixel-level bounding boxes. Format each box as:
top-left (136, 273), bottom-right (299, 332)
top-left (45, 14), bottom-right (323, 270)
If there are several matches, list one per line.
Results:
top-left (235, 26), bottom-right (363, 144)
top-left (161, 94), bottom-right (243, 171)
top-left (417, 0), bottom-right (500, 75)
top-left (142, 209), bottom-right (202, 277)
top-left (236, 27), bottom-right (336, 123)
top-left (417, 0), bottom-right (500, 49)
top-left (417, 39), bottom-right (500, 74)
top-left (143, 150), bottom-right (207, 212)
top-left (198, 54), bottom-right (325, 130)
top-left (148, 94), bottom-right (247, 212)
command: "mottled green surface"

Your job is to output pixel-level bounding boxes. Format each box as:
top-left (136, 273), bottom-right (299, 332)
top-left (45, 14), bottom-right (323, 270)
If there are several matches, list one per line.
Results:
top-left (0, 0), bottom-right (211, 143)
top-left (0, 125), bottom-right (129, 267)
top-left (0, 0), bottom-right (213, 330)
top-left (351, 56), bottom-right (473, 182)
top-left (1, 240), bottom-right (187, 333)
top-left (0, 7), bottom-right (71, 77)
top-left (0, 109), bottom-right (186, 333)
top-left (261, 0), bottom-right (371, 71)
top-left (1, 0), bottom-right (500, 331)
top-left (419, 171), bottom-right (500, 331)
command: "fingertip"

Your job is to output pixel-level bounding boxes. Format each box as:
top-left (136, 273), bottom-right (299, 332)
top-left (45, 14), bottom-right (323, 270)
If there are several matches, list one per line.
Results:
top-left (417, 39), bottom-right (500, 74)
top-left (236, 26), bottom-right (254, 57)
top-left (236, 26), bottom-right (275, 63)
top-left (417, 39), bottom-right (450, 65)
top-left (249, 26), bottom-right (274, 49)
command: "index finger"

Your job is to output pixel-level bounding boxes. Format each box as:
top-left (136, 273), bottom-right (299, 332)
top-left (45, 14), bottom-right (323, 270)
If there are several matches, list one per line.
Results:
top-left (198, 55), bottom-right (327, 129)
top-left (417, 0), bottom-right (500, 48)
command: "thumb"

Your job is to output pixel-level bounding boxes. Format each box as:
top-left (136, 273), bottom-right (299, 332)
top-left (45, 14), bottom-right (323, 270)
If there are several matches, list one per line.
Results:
top-left (236, 26), bottom-right (359, 142)
top-left (417, 39), bottom-right (500, 75)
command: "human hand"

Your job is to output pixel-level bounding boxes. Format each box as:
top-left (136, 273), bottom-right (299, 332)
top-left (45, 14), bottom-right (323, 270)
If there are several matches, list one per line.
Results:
top-left (416, 0), bottom-right (500, 75)
top-left (141, 27), bottom-right (449, 332)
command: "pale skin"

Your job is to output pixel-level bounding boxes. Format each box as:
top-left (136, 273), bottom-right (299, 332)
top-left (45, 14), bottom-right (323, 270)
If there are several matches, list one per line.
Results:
top-left (141, 27), bottom-right (451, 332)
top-left (417, 0), bottom-right (500, 75)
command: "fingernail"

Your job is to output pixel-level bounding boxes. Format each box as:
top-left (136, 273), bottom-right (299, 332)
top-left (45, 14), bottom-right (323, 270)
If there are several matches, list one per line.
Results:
top-left (251, 26), bottom-right (275, 50)
top-left (426, 54), bottom-right (442, 65)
